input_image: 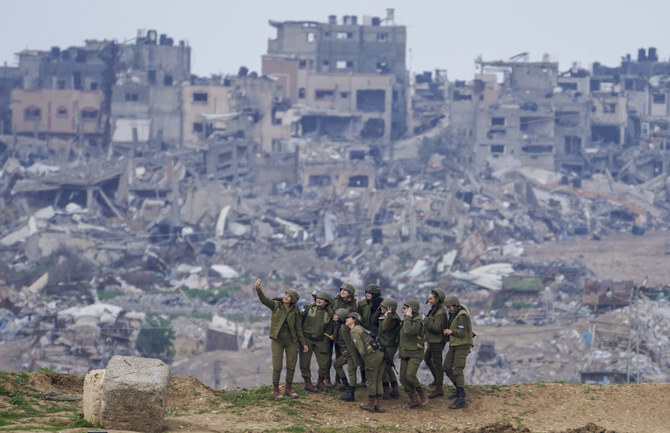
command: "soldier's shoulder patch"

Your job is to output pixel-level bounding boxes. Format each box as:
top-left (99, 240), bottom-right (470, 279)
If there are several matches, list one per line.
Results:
top-left (352, 338), bottom-right (357, 343)
top-left (458, 325), bottom-right (464, 329)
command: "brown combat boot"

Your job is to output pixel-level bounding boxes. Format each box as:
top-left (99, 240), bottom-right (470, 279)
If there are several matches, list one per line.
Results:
top-left (390, 382), bottom-right (400, 399)
top-left (316, 376), bottom-right (328, 392)
top-left (428, 384), bottom-right (444, 398)
top-left (416, 386), bottom-right (428, 405)
top-left (405, 392), bottom-right (421, 409)
top-left (375, 395), bottom-right (385, 413)
top-left (382, 383), bottom-right (390, 400)
top-left (324, 375), bottom-right (335, 388)
top-left (272, 382), bottom-right (284, 399)
top-left (284, 381), bottom-right (298, 398)
top-left (334, 374), bottom-right (342, 386)
top-left (303, 376), bottom-right (317, 392)
top-left (360, 395), bottom-right (376, 412)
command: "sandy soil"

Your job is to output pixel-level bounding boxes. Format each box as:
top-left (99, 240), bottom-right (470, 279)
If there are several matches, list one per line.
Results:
top-left (11, 372), bottom-right (670, 433)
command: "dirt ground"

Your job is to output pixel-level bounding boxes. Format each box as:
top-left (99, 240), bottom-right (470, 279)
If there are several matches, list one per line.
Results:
top-left (7, 372), bottom-right (668, 433)
top-left (522, 230), bottom-right (670, 287)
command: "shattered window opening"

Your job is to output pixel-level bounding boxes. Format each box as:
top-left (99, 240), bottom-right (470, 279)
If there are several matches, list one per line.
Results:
top-left (125, 93), bottom-right (138, 101)
top-left (336, 32), bottom-right (352, 40)
top-left (652, 94), bottom-right (666, 104)
top-left (298, 88), bottom-right (306, 99)
top-left (603, 103), bottom-right (617, 113)
top-left (298, 59), bottom-right (307, 69)
top-left (356, 89), bottom-right (385, 112)
top-left (564, 136), bottom-right (582, 155)
top-left (193, 92), bottom-right (208, 103)
top-left (57, 107), bottom-right (67, 118)
top-left (377, 32), bottom-right (389, 42)
top-left (24, 106), bottom-right (41, 121)
top-left (349, 150), bottom-right (365, 160)
top-left (336, 60), bottom-right (354, 69)
top-left (522, 145), bottom-right (553, 154)
top-left (340, 92), bottom-right (349, 98)
top-left (57, 80), bottom-right (66, 89)
top-left (491, 117), bottom-right (505, 126)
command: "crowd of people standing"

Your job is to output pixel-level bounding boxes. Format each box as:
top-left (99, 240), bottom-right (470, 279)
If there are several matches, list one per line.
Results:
top-left (255, 279), bottom-right (474, 412)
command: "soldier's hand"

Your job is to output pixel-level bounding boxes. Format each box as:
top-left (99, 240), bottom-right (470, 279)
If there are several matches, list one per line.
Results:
top-left (303, 345), bottom-right (309, 353)
top-left (405, 307), bottom-right (413, 316)
top-left (255, 279), bottom-right (262, 290)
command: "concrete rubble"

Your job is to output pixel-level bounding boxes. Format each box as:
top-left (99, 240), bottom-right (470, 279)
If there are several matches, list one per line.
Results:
top-left (1, 129), bottom-right (670, 387)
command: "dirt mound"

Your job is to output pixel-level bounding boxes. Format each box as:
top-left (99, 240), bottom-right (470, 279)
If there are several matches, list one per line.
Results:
top-left (3, 372), bottom-right (669, 432)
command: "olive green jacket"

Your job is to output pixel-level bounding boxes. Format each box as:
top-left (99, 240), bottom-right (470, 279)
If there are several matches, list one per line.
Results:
top-left (378, 311), bottom-right (401, 349)
top-left (334, 321), bottom-right (361, 367)
top-left (350, 324), bottom-right (376, 359)
top-left (447, 307), bottom-right (473, 347)
top-left (302, 303), bottom-right (333, 352)
top-left (358, 299), bottom-right (382, 334)
top-left (423, 301), bottom-right (448, 344)
top-left (256, 286), bottom-right (305, 346)
top-left (398, 313), bottom-right (424, 359)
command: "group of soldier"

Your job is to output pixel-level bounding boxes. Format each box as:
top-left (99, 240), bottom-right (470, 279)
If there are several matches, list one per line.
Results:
top-left (254, 278), bottom-right (474, 413)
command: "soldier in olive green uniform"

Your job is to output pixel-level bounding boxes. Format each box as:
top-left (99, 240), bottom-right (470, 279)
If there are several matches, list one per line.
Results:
top-left (378, 297), bottom-right (401, 399)
top-left (423, 288), bottom-right (448, 398)
top-left (330, 283), bottom-right (358, 386)
top-left (255, 279), bottom-right (307, 399)
top-left (332, 308), bottom-right (360, 401)
top-left (442, 295), bottom-right (473, 409)
top-left (300, 291), bottom-right (333, 392)
top-left (399, 299), bottom-right (428, 408)
top-left (358, 284), bottom-right (383, 334)
top-left (346, 312), bottom-right (386, 413)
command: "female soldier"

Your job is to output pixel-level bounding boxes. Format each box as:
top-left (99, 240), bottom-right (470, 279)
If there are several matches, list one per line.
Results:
top-left (442, 295), bottom-right (473, 409)
top-left (378, 297), bottom-right (401, 399)
top-left (423, 288), bottom-right (448, 398)
top-left (399, 299), bottom-right (427, 408)
top-left (330, 283), bottom-right (358, 385)
top-left (346, 312), bottom-right (386, 413)
top-left (255, 279), bottom-right (308, 399)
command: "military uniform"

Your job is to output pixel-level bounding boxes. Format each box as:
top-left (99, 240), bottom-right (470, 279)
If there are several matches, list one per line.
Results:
top-left (256, 284), bottom-right (306, 398)
top-left (330, 283), bottom-right (357, 384)
top-left (442, 295), bottom-right (473, 409)
top-left (378, 297), bottom-right (401, 399)
top-left (332, 308), bottom-right (359, 401)
top-left (398, 299), bottom-right (427, 408)
top-left (299, 292), bottom-right (333, 391)
top-left (349, 319), bottom-right (386, 412)
top-left (423, 289), bottom-right (448, 397)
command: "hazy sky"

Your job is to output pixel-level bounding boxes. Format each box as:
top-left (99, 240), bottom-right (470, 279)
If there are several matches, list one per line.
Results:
top-left (2, 0), bottom-right (668, 81)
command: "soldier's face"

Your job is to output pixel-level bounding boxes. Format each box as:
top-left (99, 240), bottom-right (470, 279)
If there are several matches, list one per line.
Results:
top-left (428, 293), bottom-right (437, 305)
top-left (340, 289), bottom-right (349, 299)
top-left (365, 293), bottom-right (373, 300)
top-left (316, 298), bottom-right (327, 307)
top-left (380, 305), bottom-right (388, 314)
top-left (447, 305), bottom-right (455, 313)
top-left (283, 293), bottom-right (293, 304)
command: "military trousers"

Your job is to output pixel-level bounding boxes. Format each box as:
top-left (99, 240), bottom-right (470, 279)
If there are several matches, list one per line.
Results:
top-left (334, 350), bottom-right (357, 387)
top-left (270, 330), bottom-right (299, 384)
top-left (424, 341), bottom-right (446, 386)
top-left (443, 344), bottom-right (472, 388)
top-left (399, 356), bottom-right (422, 391)
top-left (381, 345), bottom-right (398, 384)
top-left (299, 338), bottom-right (330, 378)
top-left (364, 350), bottom-right (385, 396)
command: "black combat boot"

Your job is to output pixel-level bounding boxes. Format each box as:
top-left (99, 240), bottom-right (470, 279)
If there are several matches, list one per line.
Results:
top-left (337, 376), bottom-right (350, 391)
top-left (338, 386), bottom-right (355, 402)
top-left (449, 387), bottom-right (467, 409)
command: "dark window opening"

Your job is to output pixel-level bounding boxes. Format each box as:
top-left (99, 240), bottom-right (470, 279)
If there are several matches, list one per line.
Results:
top-left (558, 82), bottom-right (578, 91)
top-left (193, 92), bottom-right (208, 102)
top-left (490, 144), bottom-right (505, 154)
top-left (522, 145), bottom-right (553, 154)
top-left (564, 136), bottom-right (582, 155)
top-left (164, 74), bottom-right (173, 86)
top-left (377, 32), bottom-right (389, 42)
top-left (125, 93), bottom-right (139, 101)
top-left (299, 59), bottom-right (307, 69)
top-left (315, 90), bottom-right (335, 100)
top-left (361, 118), bottom-right (385, 139)
top-left (453, 91), bottom-right (472, 101)
top-left (348, 175), bottom-right (369, 188)
top-left (349, 150), bottom-right (365, 160)
top-left (90, 82), bottom-right (98, 90)
top-left (57, 107), bottom-right (67, 117)
top-left (556, 111), bottom-right (580, 127)
top-left (603, 103), bottom-right (617, 113)
top-left (653, 94), bottom-right (666, 104)
top-left (81, 108), bottom-right (99, 120)
top-left (491, 117), bottom-right (505, 126)
top-left (356, 89), bottom-right (385, 112)
top-left (25, 107), bottom-right (41, 121)
top-left (193, 122), bottom-right (204, 133)
top-left (57, 80), bottom-right (66, 89)
top-left (340, 92), bottom-right (349, 98)
top-left (298, 88), bottom-right (306, 99)
top-left (147, 70), bottom-right (156, 84)
top-left (592, 125), bottom-right (621, 144)
top-left (73, 71), bottom-right (82, 90)
top-left (308, 174), bottom-right (331, 187)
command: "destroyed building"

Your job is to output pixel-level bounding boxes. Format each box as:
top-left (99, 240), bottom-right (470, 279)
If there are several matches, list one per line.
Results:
top-left (262, 9), bottom-right (407, 142)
